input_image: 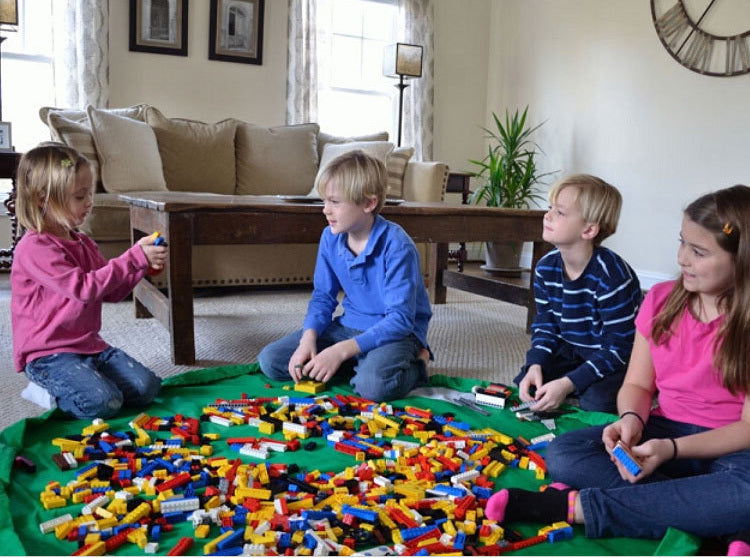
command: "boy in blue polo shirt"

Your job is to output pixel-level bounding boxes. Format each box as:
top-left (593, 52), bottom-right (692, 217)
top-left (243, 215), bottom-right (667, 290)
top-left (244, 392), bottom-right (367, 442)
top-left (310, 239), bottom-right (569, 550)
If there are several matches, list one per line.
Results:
top-left (515, 174), bottom-right (642, 413)
top-left (258, 150), bottom-right (431, 401)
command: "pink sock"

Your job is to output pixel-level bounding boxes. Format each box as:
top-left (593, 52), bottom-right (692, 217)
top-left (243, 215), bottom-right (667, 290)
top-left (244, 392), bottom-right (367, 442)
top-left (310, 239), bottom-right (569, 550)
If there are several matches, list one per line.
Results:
top-left (485, 489), bottom-right (509, 522)
top-left (728, 540), bottom-right (750, 556)
top-left (548, 482), bottom-right (571, 491)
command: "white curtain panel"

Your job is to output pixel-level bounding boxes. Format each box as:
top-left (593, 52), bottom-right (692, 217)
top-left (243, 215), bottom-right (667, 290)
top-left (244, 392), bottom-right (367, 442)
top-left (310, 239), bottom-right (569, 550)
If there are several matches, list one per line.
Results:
top-left (286, 0), bottom-right (319, 125)
top-left (51, 0), bottom-right (110, 109)
top-left (399, 0), bottom-right (434, 162)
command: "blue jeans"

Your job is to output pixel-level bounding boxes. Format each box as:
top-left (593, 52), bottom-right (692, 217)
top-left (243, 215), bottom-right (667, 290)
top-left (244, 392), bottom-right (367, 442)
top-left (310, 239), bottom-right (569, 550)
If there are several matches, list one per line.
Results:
top-left (546, 415), bottom-right (750, 539)
top-left (25, 347), bottom-right (161, 419)
top-left (514, 342), bottom-right (625, 413)
top-left (257, 318), bottom-right (428, 401)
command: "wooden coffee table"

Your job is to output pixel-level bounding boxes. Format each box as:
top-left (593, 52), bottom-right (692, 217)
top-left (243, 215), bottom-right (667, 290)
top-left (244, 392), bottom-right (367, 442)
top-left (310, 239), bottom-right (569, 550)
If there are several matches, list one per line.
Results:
top-left (121, 192), bottom-right (548, 364)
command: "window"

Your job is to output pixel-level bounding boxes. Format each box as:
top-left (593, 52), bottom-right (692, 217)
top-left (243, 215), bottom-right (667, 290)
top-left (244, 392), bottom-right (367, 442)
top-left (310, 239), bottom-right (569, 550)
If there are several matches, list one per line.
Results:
top-left (317, 0), bottom-right (398, 138)
top-left (2, 0), bottom-right (54, 155)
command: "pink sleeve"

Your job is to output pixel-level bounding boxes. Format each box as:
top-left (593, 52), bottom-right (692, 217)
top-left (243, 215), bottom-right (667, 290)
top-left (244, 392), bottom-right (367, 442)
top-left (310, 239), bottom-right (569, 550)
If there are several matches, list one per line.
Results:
top-left (635, 281), bottom-right (675, 339)
top-left (23, 237), bottom-right (148, 303)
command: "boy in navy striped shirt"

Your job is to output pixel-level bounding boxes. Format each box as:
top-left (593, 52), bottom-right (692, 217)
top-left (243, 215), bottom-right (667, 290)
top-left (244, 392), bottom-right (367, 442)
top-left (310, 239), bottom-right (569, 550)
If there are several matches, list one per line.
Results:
top-left (515, 174), bottom-right (642, 413)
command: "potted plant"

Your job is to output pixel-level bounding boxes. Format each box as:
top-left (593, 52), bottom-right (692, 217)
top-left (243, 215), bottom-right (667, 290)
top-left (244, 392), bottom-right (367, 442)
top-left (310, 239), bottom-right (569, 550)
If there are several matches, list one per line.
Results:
top-left (468, 106), bottom-right (553, 276)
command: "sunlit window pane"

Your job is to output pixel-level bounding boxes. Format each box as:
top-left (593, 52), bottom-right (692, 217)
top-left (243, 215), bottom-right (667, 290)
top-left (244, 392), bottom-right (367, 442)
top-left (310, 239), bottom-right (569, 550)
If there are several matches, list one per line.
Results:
top-left (330, 0), bottom-right (362, 36)
top-left (330, 35), bottom-right (362, 88)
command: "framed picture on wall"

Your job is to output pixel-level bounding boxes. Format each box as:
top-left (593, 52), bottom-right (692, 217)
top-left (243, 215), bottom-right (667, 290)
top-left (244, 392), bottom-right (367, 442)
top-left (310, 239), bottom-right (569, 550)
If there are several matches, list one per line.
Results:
top-left (129, 0), bottom-right (189, 56)
top-left (0, 0), bottom-right (18, 27)
top-left (0, 122), bottom-right (12, 151)
top-left (209, 0), bottom-right (264, 65)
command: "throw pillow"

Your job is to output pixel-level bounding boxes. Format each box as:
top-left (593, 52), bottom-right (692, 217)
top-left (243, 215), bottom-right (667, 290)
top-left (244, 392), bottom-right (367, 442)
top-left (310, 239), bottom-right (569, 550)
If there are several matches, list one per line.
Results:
top-left (386, 147), bottom-right (414, 199)
top-left (46, 113), bottom-right (102, 182)
top-left (43, 104), bottom-right (150, 189)
top-left (310, 140), bottom-right (395, 197)
top-left (145, 107), bottom-right (237, 194)
top-left (235, 122), bottom-right (320, 196)
top-left (87, 106), bottom-right (167, 193)
top-left (317, 130), bottom-right (389, 161)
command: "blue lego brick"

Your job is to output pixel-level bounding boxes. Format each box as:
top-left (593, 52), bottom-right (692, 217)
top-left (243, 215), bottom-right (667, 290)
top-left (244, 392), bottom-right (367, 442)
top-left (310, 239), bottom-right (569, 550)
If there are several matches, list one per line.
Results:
top-left (341, 504), bottom-right (378, 523)
top-left (612, 443), bottom-right (642, 476)
top-left (217, 530), bottom-right (245, 549)
top-left (400, 525), bottom-right (434, 541)
top-left (547, 525), bottom-right (574, 543)
top-left (454, 531), bottom-right (466, 549)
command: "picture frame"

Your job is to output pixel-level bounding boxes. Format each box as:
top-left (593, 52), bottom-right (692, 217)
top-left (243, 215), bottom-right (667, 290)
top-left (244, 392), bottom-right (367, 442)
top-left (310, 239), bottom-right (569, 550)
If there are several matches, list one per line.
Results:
top-left (0, 122), bottom-right (12, 151)
top-left (129, 0), bottom-right (188, 57)
top-left (209, 0), bottom-right (264, 65)
top-left (0, 0), bottom-right (18, 27)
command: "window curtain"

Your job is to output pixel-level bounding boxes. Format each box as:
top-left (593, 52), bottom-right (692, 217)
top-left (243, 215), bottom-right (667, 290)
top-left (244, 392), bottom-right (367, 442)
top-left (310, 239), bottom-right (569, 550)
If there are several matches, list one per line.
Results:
top-left (286, 0), bottom-right (319, 125)
top-left (51, 0), bottom-right (110, 109)
top-left (399, 0), bottom-right (434, 161)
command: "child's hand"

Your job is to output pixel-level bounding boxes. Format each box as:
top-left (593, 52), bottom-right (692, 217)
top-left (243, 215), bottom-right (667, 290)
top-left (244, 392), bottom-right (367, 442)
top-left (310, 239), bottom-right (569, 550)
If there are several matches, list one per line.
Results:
top-left (611, 439), bottom-right (671, 483)
top-left (302, 345), bottom-right (345, 383)
top-left (529, 376), bottom-right (574, 411)
top-left (603, 413), bottom-right (643, 452)
top-left (289, 333), bottom-right (317, 382)
top-left (518, 365), bottom-right (543, 402)
top-left (138, 237), bottom-right (168, 271)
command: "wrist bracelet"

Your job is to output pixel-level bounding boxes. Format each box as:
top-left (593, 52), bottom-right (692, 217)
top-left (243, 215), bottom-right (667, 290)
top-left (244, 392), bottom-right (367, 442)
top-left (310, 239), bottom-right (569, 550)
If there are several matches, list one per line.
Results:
top-left (619, 411), bottom-right (646, 429)
top-left (669, 437), bottom-right (678, 461)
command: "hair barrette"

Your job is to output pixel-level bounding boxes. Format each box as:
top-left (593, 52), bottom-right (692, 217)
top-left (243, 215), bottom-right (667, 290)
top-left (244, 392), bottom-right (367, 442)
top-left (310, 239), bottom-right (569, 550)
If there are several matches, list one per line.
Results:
top-left (61, 158), bottom-right (73, 168)
top-left (723, 221), bottom-right (734, 235)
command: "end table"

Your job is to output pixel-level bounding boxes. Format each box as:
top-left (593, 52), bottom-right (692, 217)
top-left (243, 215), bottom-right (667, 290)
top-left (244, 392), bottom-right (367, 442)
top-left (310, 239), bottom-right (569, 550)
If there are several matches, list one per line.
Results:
top-left (0, 150), bottom-right (23, 270)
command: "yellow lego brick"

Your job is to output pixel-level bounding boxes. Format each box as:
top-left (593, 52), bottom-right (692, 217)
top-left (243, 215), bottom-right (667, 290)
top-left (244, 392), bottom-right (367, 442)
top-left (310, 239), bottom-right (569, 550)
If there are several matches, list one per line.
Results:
top-left (249, 531), bottom-right (276, 546)
top-left (258, 421), bottom-right (276, 434)
top-left (519, 455), bottom-right (529, 469)
top-left (294, 380), bottom-right (326, 394)
top-left (72, 489), bottom-right (93, 504)
top-left (81, 422), bottom-right (109, 436)
top-left (391, 529), bottom-right (403, 545)
top-left (256, 463), bottom-right (270, 485)
top-left (235, 487), bottom-right (272, 500)
top-left (42, 495), bottom-right (67, 510)
top-left (120, 502), bottom-right (151, 525)
top-left (127, 527), bottom-right (149, 548)
top-left (52, 438), bottom-right (84, 452)
top-left (95, 516), bottom-right (118, 530)
top-left (54, 521), bottom-right (74, 539)
top-left (194, 524), bottom-right (211, 539)
top-left (84, 533), bottom-right (102, 545)
top-left (536, 467), bottom-right (546, 480)
top-left (443, 520), bottom-right (456, 536)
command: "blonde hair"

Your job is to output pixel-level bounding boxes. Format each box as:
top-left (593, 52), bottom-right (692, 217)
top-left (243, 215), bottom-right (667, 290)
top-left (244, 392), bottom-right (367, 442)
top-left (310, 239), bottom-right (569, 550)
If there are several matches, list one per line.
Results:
top-left (548, 174), bottom-right (622, 245)
top-left (16, 142), bottom-right (93, 233)
top-left (652, 185), bottom-right (750, 395)
top-left (314, 150), bottom-right (387, 214)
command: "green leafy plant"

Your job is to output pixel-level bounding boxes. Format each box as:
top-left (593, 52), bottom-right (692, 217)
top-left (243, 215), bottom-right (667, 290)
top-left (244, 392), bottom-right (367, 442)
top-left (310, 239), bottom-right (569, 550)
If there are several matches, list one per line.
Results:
top-left (469, 107), bottom-right (553, 209)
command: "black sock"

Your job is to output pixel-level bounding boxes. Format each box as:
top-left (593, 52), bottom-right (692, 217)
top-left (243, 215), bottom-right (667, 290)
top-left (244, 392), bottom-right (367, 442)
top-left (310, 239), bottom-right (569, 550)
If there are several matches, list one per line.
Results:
top-left (503, 487), bottom-right (571, 524)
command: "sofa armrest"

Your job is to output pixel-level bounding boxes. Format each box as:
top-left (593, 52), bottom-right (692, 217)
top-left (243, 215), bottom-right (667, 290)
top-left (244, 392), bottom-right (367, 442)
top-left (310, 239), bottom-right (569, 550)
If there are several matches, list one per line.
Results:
top-left (402, 161), bottom-right (449, 203)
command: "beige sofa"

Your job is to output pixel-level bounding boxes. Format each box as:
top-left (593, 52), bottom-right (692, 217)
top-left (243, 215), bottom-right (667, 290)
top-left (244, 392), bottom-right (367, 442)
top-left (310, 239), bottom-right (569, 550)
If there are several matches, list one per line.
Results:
top-left (40, 104), bottom-right (449, 287)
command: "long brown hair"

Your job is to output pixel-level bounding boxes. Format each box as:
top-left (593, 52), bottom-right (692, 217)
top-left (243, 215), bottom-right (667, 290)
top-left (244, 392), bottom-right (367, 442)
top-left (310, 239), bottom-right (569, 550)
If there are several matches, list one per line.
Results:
top-left (651, 185), bottom-right (750, 394)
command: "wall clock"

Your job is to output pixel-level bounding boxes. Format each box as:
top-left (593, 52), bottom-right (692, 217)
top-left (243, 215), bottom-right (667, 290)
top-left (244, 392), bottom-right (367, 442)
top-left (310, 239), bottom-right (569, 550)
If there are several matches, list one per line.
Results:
top-left (650, 0), bottom-right (750, 76)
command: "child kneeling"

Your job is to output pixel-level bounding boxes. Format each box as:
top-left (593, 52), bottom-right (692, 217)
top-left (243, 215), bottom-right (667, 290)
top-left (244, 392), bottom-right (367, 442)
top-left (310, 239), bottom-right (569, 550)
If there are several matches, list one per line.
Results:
top-left (258, 150), bottom-right (431, 401)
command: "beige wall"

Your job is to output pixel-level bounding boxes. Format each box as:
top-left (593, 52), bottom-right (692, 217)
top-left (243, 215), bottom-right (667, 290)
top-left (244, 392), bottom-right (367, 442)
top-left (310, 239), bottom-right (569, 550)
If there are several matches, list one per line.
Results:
top-left (486, 0), bottom-right (750, 286)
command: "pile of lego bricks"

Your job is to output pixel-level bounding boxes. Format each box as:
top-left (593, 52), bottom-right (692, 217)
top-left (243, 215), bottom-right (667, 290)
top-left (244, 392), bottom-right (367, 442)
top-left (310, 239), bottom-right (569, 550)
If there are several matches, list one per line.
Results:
top-left (0, 364), bottom-right (700, 556)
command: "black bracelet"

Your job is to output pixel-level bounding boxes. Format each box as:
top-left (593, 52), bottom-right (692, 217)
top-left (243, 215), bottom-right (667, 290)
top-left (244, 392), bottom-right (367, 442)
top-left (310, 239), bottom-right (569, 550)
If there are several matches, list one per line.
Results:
top-left (669, 437), bottom-right (678, 460)
top-left (619, 411), bottom-right (646, 429)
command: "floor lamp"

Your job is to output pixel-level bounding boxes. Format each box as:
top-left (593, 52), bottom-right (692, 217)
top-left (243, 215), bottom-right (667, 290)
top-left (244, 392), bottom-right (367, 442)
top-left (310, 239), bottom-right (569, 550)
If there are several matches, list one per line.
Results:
top-left (383, 43), bottom-right (423, 147)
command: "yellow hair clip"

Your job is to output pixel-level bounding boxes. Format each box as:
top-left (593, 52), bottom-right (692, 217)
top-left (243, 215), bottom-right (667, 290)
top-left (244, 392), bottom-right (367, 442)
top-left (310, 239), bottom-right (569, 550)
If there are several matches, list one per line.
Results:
top-left (723, 221), bottom-right (734, 235)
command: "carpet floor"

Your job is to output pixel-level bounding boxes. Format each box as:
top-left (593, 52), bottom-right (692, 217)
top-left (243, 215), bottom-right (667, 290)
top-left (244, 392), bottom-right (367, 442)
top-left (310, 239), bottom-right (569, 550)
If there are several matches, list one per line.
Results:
top-left (0, 280), bottom-right (530, 431)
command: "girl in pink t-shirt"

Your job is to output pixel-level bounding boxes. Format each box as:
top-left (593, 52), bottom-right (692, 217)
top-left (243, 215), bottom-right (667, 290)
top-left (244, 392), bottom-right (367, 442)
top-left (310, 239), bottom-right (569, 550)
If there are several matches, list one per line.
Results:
top-left (11, 143), bottom-right (167, 419)
top-left (484, 185), bottom-right (750, 548)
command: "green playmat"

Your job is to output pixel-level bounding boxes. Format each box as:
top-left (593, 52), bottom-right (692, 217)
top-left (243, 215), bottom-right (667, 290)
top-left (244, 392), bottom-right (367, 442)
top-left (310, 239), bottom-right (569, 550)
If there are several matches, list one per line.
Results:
top-left (0, 365), bottom-right (700, 555)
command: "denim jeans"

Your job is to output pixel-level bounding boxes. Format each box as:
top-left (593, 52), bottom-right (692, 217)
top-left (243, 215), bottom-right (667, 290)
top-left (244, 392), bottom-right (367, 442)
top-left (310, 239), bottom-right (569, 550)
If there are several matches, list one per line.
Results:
top-left (514, 342), bottom-right (625, 413)
top-left (545, 415), bottom-right (750, 539)
top-left (257, 317), bottom-right (428, 401)
top-left (25, 347), bottom-right (161, 419)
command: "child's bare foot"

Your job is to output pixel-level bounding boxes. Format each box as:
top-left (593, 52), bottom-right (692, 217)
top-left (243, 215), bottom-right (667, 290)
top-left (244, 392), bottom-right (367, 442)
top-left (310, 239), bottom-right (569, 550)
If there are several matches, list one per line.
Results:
top-left (418, 348), bottom-right (430, 366)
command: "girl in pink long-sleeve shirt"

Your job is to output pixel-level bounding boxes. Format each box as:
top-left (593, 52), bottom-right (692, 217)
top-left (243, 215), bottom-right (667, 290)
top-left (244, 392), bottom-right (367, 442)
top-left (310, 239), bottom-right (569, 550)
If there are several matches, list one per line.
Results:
top-left (11, 143), bottom-right (167, 419)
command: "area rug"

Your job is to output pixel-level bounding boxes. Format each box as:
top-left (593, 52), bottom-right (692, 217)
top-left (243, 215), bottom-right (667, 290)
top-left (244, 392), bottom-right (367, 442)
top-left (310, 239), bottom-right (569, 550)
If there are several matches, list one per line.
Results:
top-left (0, 365), bottom-right (699, 555)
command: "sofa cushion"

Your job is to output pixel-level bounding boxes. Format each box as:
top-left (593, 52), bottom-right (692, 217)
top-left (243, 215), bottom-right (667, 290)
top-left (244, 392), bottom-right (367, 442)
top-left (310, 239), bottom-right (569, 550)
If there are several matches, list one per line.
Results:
top-left (42, 104), bottom-right (149, 191)
top-left (235, 122), bottom-right (320, 196)
top-left (386, 147), bottom-right (414, 199)
top-left (87, 106), bottom-right (167, 193)
top-left (311, 140), bottom-right (395, 196)
top-left (145, 107), bottom-right (237, 194)
top-left (317, 130), bottom-right (389, 161)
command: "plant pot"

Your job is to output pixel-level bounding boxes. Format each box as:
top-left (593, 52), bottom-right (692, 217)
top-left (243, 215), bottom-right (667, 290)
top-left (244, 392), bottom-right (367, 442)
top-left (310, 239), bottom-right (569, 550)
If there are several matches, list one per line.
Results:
top-left (481, 241), bottom-right (523, 278)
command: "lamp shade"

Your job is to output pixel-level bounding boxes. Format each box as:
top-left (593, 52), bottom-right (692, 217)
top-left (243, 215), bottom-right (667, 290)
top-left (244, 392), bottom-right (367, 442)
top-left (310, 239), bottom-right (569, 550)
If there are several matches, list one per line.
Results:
top-left (383, 43), bottom-right (423, 78)
top-left (0, 0), bottom-right (17, 27)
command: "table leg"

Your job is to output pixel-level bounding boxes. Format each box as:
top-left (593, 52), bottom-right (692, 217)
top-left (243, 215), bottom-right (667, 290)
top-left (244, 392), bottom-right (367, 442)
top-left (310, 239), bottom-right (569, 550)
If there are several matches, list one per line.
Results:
top-left (164, 213), bottom-right (196, 365)
top-left (428, 242), bottom-right (448, 304)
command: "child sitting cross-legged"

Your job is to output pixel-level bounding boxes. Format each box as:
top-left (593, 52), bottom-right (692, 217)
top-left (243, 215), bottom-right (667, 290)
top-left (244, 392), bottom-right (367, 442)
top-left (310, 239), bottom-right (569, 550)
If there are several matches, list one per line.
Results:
top-left (515, 174), bottom-right (643, 413)
top-left (257, 149), bottom-right (432, 401)
top-left (487, 185), bottom-right (750, 544)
